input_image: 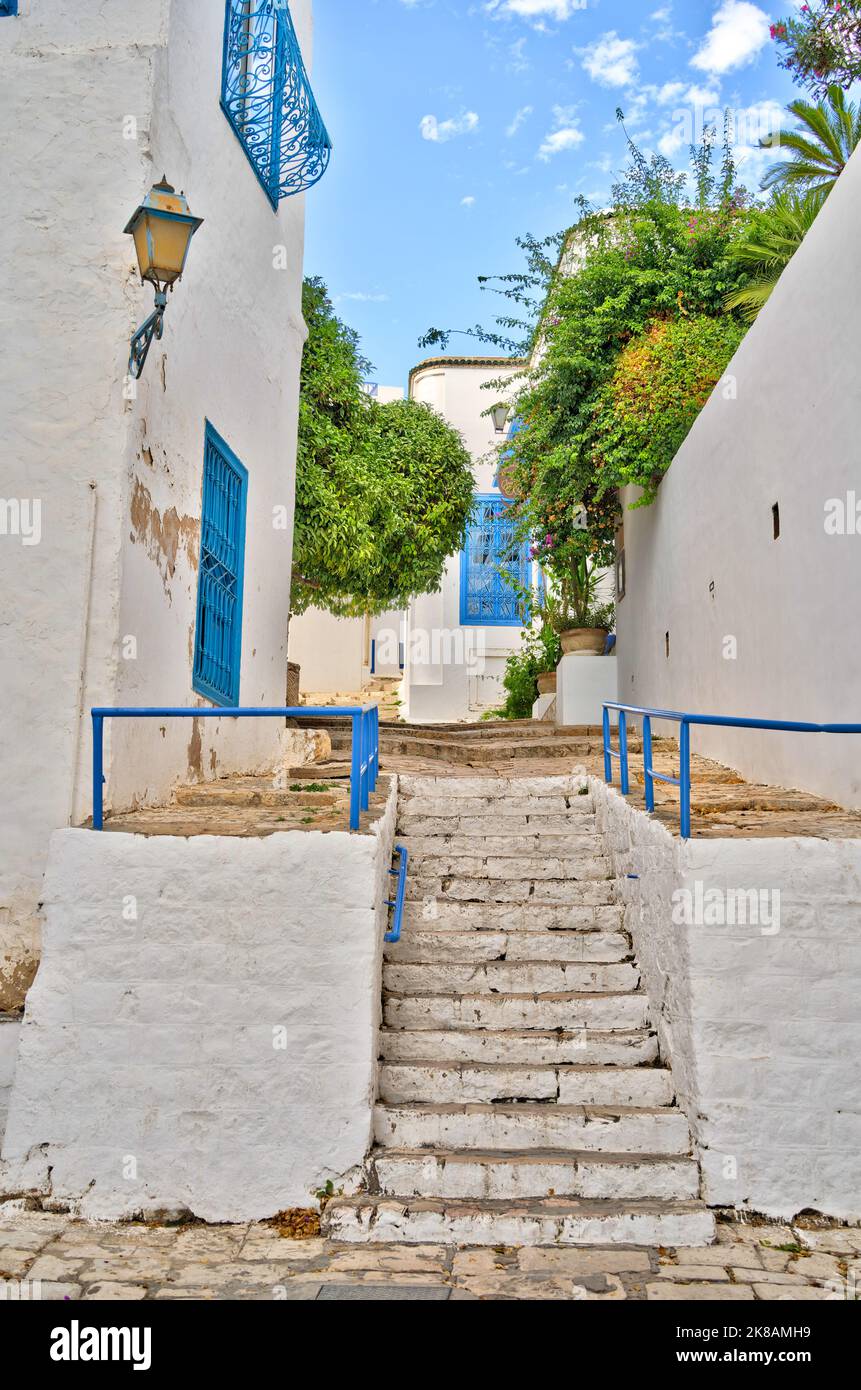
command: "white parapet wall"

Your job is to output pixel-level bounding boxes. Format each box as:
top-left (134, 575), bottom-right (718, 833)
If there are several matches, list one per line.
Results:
top-left (1, 782), bottom-right (397, 1223)
top-left (556, 655), bottom-right (618, 728)
top-left (592, 778), bottom-right (861, 1222)
top-left (0, 1017), bottom-right (21, 1150)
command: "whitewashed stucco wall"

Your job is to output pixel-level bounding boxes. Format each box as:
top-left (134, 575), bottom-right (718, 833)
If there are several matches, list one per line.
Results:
top-left (616, 146), bottom-right (861, 809)
top-left (407, 360), bottom-right (525, 722)
top-left (593, 779), bottom-right (861, 1221)
top-left (0, 0), bottom-right (315, 1009)
top-left (2, 780), bottom-right (397, 1222)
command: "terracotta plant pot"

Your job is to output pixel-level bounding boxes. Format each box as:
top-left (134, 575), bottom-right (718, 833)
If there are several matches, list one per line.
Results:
top-left (536, 671), bottom-right (557, 696)
top-left (560, 627), bottom-right (608, 656)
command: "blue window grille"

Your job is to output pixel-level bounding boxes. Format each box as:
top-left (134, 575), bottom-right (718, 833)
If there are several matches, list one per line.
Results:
top-left (221, 0), bottom-right (332, 209)
top-left (460, 495), bottom-right (531, 627)
top-left (0, 2), bottom-right (19, 15)
top-left (193, 423), bottom-right (248, 707)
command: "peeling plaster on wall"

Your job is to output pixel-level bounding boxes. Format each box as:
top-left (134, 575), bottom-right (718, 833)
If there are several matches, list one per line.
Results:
top-left (129, 476), bottom-right (200, 597)
top-left (592, 777), bottom-right (861, 1222)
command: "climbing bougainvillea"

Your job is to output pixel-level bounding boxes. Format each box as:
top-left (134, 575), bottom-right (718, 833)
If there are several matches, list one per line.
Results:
top-left (771, 1), bottom-right (861, 97)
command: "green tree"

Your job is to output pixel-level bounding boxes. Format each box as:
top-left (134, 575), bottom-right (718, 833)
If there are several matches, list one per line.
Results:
top-left (724, 189), bottom-right (828, 320)
top-left (770, 2), bottom-right (861, 98)
top-left (760, 85), bottom-right (861, 195)
top-left (293, 278), bottom-right (475, 617)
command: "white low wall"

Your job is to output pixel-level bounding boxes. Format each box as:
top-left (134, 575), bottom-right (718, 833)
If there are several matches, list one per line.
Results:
top-left (0, 1018), bottom-right (21, 1150)
top-left (616, 146), bottom-right (861, 809)
top-left (592, 778), bottom-right (861, 1222)
top-left (556, 655), bottom-right (618, 728)
top-left (1, 783), bottom-right (397, 1222)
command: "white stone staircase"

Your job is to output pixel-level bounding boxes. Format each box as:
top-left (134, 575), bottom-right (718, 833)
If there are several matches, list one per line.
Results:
top-left (323, 775), bottom-right (715, 1248)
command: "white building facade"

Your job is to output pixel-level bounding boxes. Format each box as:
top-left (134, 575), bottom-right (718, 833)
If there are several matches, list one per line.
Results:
top-left (403, 357), bottom-right (528, 722)
top-left (0, 0), bottom-right (327, 1011)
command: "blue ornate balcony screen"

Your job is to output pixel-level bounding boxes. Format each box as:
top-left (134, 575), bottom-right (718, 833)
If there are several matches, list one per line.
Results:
top-left (460, 495), bottom-right (530, 627)
top-left (221, 0), bottom-right (331, 208)
top-left (193, 424), bottom-right (248, 707)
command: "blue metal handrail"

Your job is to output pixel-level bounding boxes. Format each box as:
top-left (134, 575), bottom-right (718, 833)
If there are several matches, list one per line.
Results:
top-left (603, 702), bottom-right (861, 840)
top-left (384, 846), bottom-right (409, 945)
top-left (91, 705), bottom-right (379, 833)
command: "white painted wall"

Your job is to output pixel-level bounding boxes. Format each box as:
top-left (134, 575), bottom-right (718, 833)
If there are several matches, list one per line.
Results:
top-left (616, 147), bottom-right (861, 809)
top-left (593, 779), bottom-right (861, 1222)
top-left (0, 1018), bottom-right (21, 1150)
top-left (406, 359), bottom-right (527, 722)
top-left (289, 607), bottom-right (367, 695)
top-left (0, 0), bottom-right (316, 1008)
top-left (2, 781), bottom-right (397, 1222)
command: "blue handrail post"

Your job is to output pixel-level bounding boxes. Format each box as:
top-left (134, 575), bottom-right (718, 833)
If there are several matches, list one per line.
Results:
top-left (360, 711), bottom-right (370, 813)
top-left (619, 709), bottom-right (630, 796)
top-left (679, 720), bottom-right (692, 840)
top-left (603, 705), bottom-right (612, 784)
top-left (371, 704), bottom-right (379, 792)
top-left (350, 713), bottom-right (362, 831)
top-left (643, 716), bottom-right (655, 813)
top-left (384, 845), bottom-right (409, 945)
top-left (92, 713), bottom-right (104, 831)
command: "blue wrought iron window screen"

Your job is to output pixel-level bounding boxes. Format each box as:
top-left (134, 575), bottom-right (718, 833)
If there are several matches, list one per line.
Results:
top-left (460, 495), bottom-right (531, 627)
top-left (221, 0), bottom-right (332, 210)
top-left (193, 424), bottom-right (248, 708)
top-left (0, 2), bottom-right (19, 15)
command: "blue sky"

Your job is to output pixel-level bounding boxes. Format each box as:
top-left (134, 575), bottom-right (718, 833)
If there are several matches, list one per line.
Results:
top-left (305, 0), bottom-right (803, 389)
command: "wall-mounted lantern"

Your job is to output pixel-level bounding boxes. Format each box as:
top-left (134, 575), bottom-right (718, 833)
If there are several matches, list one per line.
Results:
top-left (491, 404), bottom-right (511, 435)
top-left (124, 177), bottom-right (203, 378)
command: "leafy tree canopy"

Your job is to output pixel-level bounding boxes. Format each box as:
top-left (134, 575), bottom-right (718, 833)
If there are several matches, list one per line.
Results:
top-left (771, 2), bottom-right (861, 98)
top-left (293, 278), bottom-right (475, 618)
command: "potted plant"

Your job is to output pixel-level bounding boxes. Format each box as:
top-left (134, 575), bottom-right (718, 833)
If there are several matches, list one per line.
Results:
top-left (531, 554), bottom-right (615, 656)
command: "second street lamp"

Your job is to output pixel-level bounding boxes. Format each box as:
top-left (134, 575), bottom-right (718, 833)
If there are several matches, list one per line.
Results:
top-left (124, 177), bottom-right (203, 379)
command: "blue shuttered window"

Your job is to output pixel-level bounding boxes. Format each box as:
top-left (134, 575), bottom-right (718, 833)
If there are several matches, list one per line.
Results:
top-left (460, 495), bottom-right (531, 627)
top-left (220, 0), bottom-right (332, 209)
top-left (0, 2), bottom-right (19, 15)
top-left (193, 423), bottom-right (248, 707)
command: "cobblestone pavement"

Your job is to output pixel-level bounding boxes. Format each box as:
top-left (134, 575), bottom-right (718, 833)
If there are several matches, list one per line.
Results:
top-left (1, 1210), bottom-right (859, 1301)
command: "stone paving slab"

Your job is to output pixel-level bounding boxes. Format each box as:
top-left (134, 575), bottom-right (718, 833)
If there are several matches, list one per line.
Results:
top-left (0, 1208), bottom-right (857, 1301)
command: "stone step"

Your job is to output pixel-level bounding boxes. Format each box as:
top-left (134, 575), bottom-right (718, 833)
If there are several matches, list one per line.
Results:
top-left (399, 797), bottom-right (589, 818)
top-left (384, 930), bottom-right (630, 964)
top-left (368, 1149), bottom-right (700, 1202)
top-left (398, 814), bottom-right (596, 837)
top-left (401, 902), bottom-right (624, 931)
top-left (384, 992), bottom-right (651, 1032)
top-left (382, 961), bottom-right (640, 996)
top-left (323, 1197), bottom-right (714, 1248)
top-left (405, 878), bottom-right (616, 906)
top-left (401, 855), bottom-right (612, 881)
top-left (380, 1028), bottom-right (659, 1067)
top-left (375, 1102), bottom-right (691, 1155)
top-left (398, 834), bottom-right (603, 858)
top-left (378, 1063), bottom-right (675, 1107)
top-left (382, 737), bottom-right (615, 764)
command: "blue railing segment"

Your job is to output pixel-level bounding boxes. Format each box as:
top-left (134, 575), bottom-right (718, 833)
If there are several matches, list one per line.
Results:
top-left (603, 702), bottom-right (861, 841)
top-left (384, 846), bottom-right (409, 945)
top-left (91, 705), bottom-right (379, 834)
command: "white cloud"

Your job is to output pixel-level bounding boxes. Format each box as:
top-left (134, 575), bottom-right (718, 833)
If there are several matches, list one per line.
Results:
top-left (337, 292), bottom-right (389, 303)
top-left (485, 0), bottom-right (588, 22)
top-left (691, 1), bottom-right (771, 75)
top-left (538, 106), bottom-right (586, 160)
top-left (507, 104), bottom-right (534, 136)
top-left (420, 111), bottom-right (480, 142)
top-left (461, 195), bottom-right (476, 207)
top-left (581, 31), bottom-right (640, 88)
